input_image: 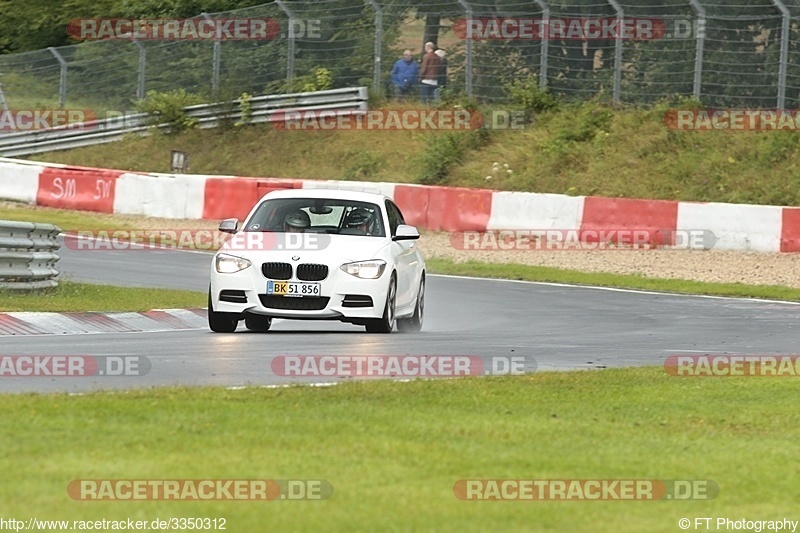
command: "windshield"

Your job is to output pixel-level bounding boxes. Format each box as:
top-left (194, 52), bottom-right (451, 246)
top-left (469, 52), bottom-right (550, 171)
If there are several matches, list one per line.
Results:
top-left (244, 198), bottom-right (386, 237)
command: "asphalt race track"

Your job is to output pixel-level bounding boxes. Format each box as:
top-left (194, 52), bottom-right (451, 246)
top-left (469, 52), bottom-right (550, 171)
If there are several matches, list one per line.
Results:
top-left (2, 241), bottom-right (799, 393)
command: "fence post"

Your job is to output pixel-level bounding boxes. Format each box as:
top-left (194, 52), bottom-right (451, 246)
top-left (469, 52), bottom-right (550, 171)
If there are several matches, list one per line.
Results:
top-left (367, 0), bottom-right (383, 94)
top-left (47, 47), bottom-right (68, 108)
top-left (202, 13), bottom-right (221, 97)
top-left (771, 0), bottom-right (790, 109)
top-left (276, 0), bottom-right (296, 81)
top-left (457, 0), bottom-right (473, 98)
top-left (0, 83), bottom-right (8, 111)
top-left (605, 0), bottom-right (623, 103)
top-left (687, 0), bottom-right (706, 101)
top-left (533, 0), bottom-right (550, 88)
top-left (132, 39), bottom-right (146, 100)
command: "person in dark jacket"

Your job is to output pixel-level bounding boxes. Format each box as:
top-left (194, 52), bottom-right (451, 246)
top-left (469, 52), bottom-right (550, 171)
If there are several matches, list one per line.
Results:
top-left (419, 42), bottom-right (440, 104)
top-left (434, 49), bottom-right (447, 101)
top-left (391, 50), bottom-right (419, 100)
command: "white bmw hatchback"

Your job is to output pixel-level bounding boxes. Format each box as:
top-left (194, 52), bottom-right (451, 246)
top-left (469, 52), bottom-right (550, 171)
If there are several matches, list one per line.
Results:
top-left (208, 189), bottom-right (425, 334)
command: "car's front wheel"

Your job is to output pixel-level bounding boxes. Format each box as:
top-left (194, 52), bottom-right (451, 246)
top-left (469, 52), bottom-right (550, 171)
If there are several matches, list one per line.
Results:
top-left (208, 290), bottom-right (238, 333)
top-left (245, 314), bottom-right (272, 332)
top-left (366, 275), bottom-right (396, 334)
top-left (397, 275), bottom-right (424, 333)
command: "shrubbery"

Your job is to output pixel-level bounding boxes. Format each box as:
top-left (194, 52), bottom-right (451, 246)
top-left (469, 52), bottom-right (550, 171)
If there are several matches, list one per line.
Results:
top-left (135, 89), bottom-right (205, 134)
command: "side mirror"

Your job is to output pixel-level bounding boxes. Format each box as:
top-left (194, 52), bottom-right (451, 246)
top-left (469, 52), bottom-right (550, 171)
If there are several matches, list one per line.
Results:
top-left (393, 224), bottom-right (420, 241)
top-left (219, 218), bottom-right (239, 234)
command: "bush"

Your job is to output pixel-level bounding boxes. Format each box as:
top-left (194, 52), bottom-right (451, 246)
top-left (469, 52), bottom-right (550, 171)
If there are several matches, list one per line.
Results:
top-left (135, 89), bottom-right (205, 134)
top-left (235, 92), bottom-right (253, 127)
top-left (341, 150), bottom-right (386, 180)
top-left (504, 74), bottom-right (559, 122)
top-left (551, 102), bottom-right (614, 144)
top-left (436, 90), bottom-right (480, 113)
top-left (417, 129), bottom-right (492, 185)
top-left (265, 68), bottom-right (333, 94)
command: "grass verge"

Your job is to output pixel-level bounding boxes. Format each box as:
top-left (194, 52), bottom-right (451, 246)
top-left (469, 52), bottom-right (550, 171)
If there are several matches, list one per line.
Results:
top-left (1, 368), bottom-right (798, 531)
top-left (0, 201), bottom-right (211, 233)
top-left (0, 281), bottom-right (205, 312)
top-left (427, 258), bottom-right (800, 302)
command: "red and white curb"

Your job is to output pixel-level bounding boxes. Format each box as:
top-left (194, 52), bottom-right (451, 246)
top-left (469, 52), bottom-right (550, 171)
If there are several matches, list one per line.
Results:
top-left (0, 308), bottom-right (206, 336)
top-left (4, 156), bottom-right (800, 252)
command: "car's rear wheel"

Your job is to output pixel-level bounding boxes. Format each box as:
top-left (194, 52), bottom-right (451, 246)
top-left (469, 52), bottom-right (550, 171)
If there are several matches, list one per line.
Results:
top-left (397, 275), bottom-right (424, 333)
top-left (245, 314), bottom-right (272, 332)
top-left (366, 275), bottom-right (396, 334)
top-left (208, 290), bottom-right (238, 333)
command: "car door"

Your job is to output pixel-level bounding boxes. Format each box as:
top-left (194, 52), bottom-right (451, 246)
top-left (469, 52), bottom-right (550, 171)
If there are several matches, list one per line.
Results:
top-left (386, 200), bottom-right (417, 309)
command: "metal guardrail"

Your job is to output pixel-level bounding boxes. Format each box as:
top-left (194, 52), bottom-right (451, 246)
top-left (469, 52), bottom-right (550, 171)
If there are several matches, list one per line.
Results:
top-left (0, 87), bottom-right (369, 157)
top-left (0, 221), bottom-right (61, 290)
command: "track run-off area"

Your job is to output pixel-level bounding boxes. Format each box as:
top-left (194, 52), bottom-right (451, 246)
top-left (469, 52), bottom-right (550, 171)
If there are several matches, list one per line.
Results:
top-left (1, 242), bottom-right (799, 393)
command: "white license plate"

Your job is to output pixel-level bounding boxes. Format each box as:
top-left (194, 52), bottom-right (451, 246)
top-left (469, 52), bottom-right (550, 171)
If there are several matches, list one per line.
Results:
top-left (267, 281), bottom-right (321, 297)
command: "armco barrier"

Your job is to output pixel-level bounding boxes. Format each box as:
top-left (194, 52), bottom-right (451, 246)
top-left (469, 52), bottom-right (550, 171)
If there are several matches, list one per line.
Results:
top-left (0, 88), bottom-right (370, 158)
top-left (37, 167), bottom-right (121, 213)
top-left (0, 220), bottom-right (61, 290)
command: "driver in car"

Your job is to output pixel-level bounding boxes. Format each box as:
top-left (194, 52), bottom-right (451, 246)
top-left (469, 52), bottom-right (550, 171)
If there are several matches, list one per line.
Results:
top-left (344, 208), bottom-right (375, 235)
top-left (284, 210), bottom-right (311, 233)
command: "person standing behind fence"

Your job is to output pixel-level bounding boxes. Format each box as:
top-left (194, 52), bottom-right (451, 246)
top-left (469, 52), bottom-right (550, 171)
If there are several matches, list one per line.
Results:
top-left (391, 50), bottom-right (419, 100)
top-left (419, 42), bottom-right (440, 104)
top-left (434, 49), bottom-right (447, 101)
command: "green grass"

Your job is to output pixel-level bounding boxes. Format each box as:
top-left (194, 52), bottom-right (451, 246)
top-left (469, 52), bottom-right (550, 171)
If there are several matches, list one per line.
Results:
top-left (25, 100), bottom-right (800, 206)
top-left (29, 122), bottom-right (430, 182)
top-left (427, 258), bottom-right (800, 301)
top-left (0, 281), bottom-right (205, 312)
top-left (1, 368), bottom-right (799, 531)
top-left (0, 202), bottom-right (142, 232)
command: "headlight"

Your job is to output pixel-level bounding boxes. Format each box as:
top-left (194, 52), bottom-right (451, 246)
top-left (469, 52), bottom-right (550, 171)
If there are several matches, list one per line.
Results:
top-left (215, 253), bottom-right (252, 273)
top-left (340, 260), bottom-right (386, 279)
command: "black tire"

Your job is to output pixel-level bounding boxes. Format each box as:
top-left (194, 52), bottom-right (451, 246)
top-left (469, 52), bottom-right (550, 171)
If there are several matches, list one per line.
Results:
top-left (245, 314), bottom-right (272, 332)
top-left (208, 290), bottom-right (238, 333)
top-left (397, 275), bottom-right (424, 333)
top-left (365, 275), bottom-right (396, 334)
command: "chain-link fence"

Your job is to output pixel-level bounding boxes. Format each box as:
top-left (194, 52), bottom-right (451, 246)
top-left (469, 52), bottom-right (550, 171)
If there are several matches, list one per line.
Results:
top-left (2, 0), bottom-right (800, 112)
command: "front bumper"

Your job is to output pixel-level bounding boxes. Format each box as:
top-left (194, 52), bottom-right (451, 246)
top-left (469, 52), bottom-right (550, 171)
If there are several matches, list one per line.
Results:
top-left (210, 262), bottom-right (390, 320)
